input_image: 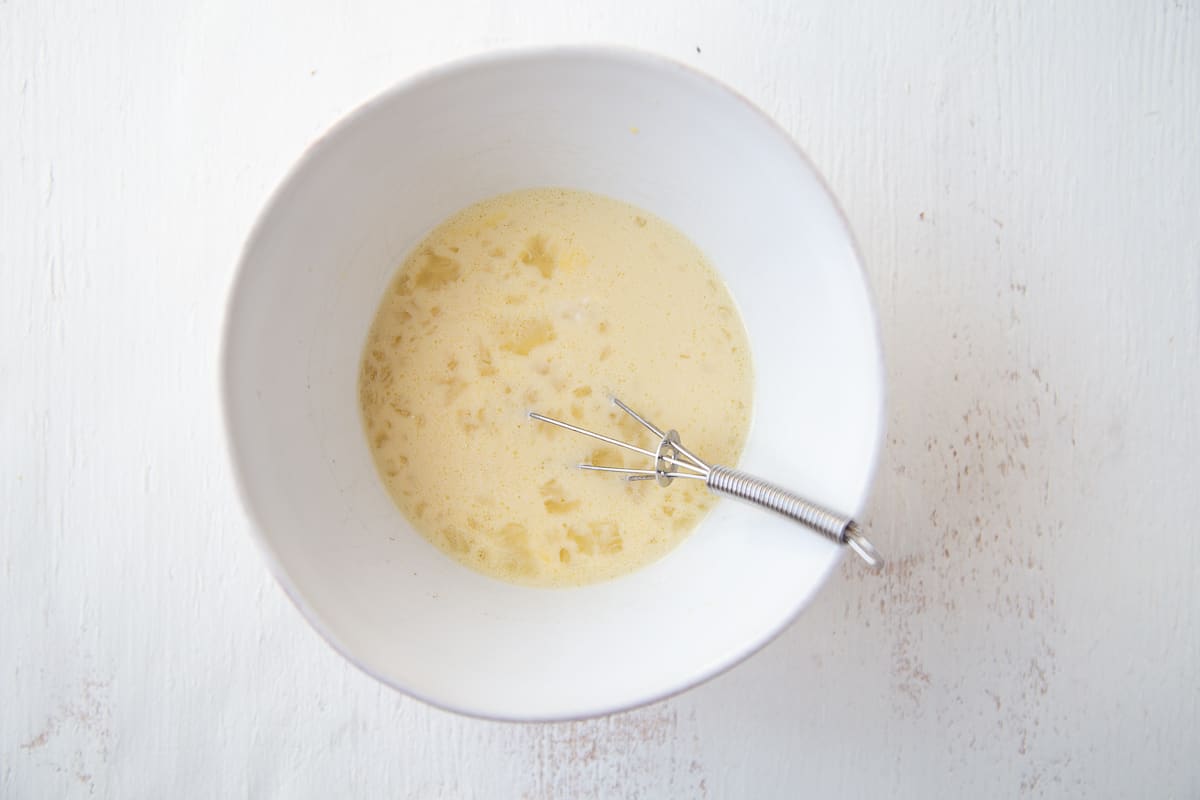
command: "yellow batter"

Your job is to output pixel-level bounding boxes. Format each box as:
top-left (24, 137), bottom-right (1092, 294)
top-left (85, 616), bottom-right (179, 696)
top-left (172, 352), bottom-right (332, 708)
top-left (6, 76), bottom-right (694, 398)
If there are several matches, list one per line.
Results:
top-left (359, 188), bottom-right (753, 587)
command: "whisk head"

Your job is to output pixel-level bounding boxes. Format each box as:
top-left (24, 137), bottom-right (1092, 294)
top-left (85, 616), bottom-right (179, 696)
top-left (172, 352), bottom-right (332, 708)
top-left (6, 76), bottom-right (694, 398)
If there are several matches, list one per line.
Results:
top-left (529, 397), bottom-right (709, 486)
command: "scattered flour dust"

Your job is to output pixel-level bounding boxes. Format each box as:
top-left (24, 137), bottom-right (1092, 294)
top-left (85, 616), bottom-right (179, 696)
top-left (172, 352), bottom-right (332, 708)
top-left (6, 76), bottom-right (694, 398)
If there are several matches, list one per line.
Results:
top-left (359, 188), bottom-right (753, 587)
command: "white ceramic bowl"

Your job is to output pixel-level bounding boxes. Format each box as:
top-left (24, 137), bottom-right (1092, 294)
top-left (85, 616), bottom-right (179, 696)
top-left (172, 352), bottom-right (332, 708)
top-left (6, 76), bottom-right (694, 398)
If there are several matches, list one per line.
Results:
top-left (222, 47), bottom-right (884, 721)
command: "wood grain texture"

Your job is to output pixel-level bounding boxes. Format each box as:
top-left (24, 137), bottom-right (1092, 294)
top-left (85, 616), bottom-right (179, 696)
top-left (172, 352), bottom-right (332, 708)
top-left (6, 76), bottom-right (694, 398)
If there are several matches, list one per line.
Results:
top-left (2, 0), bottom-right (1197, 796)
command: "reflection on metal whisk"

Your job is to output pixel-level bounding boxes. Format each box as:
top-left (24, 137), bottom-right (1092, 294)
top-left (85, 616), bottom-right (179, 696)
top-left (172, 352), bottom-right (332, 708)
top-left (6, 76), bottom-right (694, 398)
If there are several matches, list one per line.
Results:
top-left (529, 397), bottom-right (883, 570)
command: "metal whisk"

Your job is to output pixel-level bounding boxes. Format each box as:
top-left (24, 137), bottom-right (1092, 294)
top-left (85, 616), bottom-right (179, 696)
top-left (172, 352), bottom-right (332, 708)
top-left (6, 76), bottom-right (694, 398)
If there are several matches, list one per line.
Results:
top-left (529, 397), bottom-right (883, 569)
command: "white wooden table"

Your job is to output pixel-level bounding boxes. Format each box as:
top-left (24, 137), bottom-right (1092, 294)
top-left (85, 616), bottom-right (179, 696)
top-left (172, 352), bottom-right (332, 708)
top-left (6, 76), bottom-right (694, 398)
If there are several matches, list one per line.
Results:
top-left (3, 2), bottom-right (1197, 796)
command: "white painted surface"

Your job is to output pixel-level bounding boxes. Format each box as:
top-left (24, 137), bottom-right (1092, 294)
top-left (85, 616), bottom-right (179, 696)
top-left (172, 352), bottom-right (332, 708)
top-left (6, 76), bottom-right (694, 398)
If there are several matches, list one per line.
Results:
top-left (2, 1), bottom-right (1197, 796)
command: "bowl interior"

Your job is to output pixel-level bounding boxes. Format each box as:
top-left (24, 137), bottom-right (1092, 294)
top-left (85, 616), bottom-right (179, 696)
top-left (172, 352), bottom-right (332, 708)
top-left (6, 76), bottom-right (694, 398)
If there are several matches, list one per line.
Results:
top-left (223, 48), bottom-right (883, 720)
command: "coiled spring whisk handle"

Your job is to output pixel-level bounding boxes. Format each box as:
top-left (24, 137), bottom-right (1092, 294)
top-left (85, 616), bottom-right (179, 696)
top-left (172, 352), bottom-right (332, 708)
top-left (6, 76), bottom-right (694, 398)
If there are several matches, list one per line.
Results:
top-left (706, 465), bottom-right (883, 570)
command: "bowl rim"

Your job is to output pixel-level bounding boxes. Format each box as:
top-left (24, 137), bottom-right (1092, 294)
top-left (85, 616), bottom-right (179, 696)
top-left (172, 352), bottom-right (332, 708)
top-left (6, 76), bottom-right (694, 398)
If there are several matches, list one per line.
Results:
top-left (219, 43), bottom-right (886, 722)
